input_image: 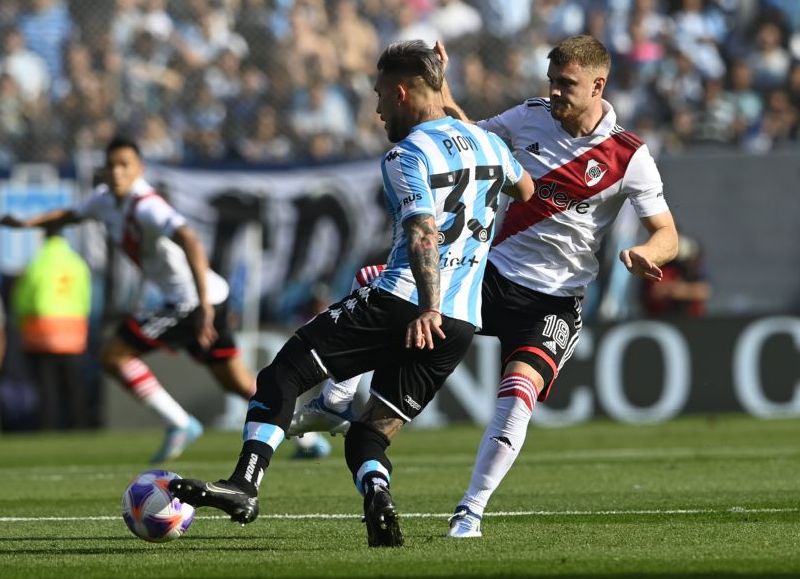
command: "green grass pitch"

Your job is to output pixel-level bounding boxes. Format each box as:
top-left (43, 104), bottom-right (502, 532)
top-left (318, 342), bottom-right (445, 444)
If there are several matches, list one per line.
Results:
top-left (0, 415), bottom-right (798, 578)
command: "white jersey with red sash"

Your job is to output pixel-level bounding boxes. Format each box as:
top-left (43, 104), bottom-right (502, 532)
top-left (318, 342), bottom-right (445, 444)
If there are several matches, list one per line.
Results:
top-left (74, 177), bottom-right (228, 307)
top-left (478, 98), bottom-right (669, 297)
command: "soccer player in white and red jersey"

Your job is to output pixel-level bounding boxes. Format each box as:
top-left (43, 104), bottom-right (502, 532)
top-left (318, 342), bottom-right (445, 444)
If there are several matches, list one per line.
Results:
top-left (288, 35), bottom-right (679, 538)
top-left (0, 137), bottom-right (332, 462)
top-left (441, 34), bottom-right (678, 537)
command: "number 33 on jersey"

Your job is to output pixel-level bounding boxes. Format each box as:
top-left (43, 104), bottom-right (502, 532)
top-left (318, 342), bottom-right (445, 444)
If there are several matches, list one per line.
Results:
top-left (375, 116), bottom-right (526, 328)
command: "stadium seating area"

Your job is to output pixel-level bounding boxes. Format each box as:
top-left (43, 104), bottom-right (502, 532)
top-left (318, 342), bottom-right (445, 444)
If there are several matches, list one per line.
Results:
top-left (0, 0), bottom-right (798, 166)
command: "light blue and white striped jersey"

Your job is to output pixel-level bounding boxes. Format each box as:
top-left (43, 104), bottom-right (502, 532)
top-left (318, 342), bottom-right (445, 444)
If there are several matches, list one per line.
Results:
top-left (375, 116), bottom-right (525, 327)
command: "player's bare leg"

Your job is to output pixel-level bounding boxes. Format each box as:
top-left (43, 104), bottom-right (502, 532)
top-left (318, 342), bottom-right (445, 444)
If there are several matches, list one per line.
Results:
top-left (101, 337), bottom-right (202, 462)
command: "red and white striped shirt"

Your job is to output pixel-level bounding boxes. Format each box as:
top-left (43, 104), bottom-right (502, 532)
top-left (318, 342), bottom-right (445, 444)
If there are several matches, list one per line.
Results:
top-left (74, 177), bottom-right (229, 307)
top-left (478, 98), bottom-right (669, 297)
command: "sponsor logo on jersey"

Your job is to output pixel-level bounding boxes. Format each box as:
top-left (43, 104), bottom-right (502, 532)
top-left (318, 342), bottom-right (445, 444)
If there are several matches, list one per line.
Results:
top-left (403, 395), bottom-right (422, 411)
top-left (385, 150), bottom-right (401, 162)
top-left (543, 339), bottom-right (558, 354)
top-left (585, 159), bottom-right (608, 187)
top-left (401, 192), bottom-right (423, 207)
top-left (525, 142), bottom-right (540, 155)
top-left (329, 307), bottom-right (342, 323)
top-left (535, 181), bottom-right (591, 214)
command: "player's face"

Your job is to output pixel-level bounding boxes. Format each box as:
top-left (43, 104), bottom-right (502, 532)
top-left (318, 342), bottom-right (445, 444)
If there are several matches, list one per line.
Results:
top-left (547, 61), bottom-right (602, 124)
top-left (105, 147), bottom-right (144, 196)
top-left (374, 73), bottom-right (408, 143)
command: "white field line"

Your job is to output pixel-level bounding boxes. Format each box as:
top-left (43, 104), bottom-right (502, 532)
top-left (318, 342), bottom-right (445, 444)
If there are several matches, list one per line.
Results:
top-left (1, 507), bottom-right (798, 523)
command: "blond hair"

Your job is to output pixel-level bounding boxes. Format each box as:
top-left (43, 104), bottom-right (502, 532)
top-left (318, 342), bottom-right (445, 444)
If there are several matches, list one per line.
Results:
top-left (548, 35), bottom-right (611, 73)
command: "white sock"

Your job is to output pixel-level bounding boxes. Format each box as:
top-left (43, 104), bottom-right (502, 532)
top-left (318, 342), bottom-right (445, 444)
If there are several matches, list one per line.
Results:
top-left (322, 375), bottom-right (360, 413)
top-left (460, 373), bottom-right (536, 517)
top-left (141, 388), bottom-right (192, 429)
top-left (119, 358), bottom-right (191, 429)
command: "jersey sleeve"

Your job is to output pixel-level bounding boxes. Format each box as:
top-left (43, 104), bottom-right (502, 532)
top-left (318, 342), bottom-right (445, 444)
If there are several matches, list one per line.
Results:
top-left (72, 187), bottom-right (108, 220)
top-left (136, 196), bottom-right (187, 237)
top-left (624, 145), bottom-right (669, 217)
top-left (381, 146), bottom-right (435, 222)
top-left (477, 103), bottom-right (525, 142)
top-left (495, 136), bottom-right (525, 185)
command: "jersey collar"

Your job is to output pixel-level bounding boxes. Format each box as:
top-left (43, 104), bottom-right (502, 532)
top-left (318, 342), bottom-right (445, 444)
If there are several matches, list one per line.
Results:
top-left (411, 115), bottom-right (455, 133)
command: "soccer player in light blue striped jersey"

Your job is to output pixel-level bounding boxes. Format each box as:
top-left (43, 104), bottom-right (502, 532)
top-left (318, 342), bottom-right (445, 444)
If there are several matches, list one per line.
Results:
top-left (376, 101), bottom-right (525, 330)
top-left (168, 40), bottom-right (534, 548)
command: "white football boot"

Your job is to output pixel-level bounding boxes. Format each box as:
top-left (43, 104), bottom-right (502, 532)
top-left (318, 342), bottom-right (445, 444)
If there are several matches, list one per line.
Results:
top-left (446, 505), bottom-right (483, 538)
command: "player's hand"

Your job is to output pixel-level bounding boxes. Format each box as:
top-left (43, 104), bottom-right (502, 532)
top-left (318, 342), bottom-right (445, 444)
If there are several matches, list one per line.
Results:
top-left (196, 303), bottom-right (218, 350)
top-left (0, 215), bottom-right (25, 228)
top-left (406, 310), bottom-right (446, 350)
top-left (620, 248), bottom-right (663, 281)
top-left (434, 40), bottom-right (449, 71)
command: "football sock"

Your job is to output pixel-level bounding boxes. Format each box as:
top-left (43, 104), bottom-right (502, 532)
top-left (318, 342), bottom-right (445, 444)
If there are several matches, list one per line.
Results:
top-left (119, 358), bottom-right (190, 428)
top-left (229, 440), bottom-right (274, 496)
top-left (322, 375), bottom-right (360, 414)
top-left (345, 421), bottom-right (392, 495)
top-left (460, 373), bottom-right (536, 517)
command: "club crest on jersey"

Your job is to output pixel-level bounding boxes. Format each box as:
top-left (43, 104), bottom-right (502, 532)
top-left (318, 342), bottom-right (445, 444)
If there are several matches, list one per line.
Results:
top-left (584, 159), bottom-right (607, 187)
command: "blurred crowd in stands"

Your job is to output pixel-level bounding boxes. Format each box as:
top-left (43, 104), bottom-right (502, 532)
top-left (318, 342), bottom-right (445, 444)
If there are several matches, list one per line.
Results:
top-left (0, 0), bottom-right (799, 167)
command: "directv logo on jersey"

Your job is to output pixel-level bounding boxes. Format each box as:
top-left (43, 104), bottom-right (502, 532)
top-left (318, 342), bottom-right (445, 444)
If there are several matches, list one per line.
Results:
top-left (525, 142), bottom-right (540, 155)
top-left (585, 159), bottom-right (608, 186)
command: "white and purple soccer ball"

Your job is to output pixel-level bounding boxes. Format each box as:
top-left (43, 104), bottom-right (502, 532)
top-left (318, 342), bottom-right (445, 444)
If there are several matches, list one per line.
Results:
top-left (122, 470), bottom-right (195, 543)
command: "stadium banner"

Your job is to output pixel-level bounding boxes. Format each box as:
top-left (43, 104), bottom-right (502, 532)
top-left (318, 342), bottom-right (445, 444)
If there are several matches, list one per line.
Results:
top-left (100, 316), bottom-right (798, 430)
top-left (243, 314), bottom-right (800, 428)
top-left (442, 315), bottom-right (800, 427)
top-left (0, 165), bottom-right (75, 274)
top-left (145, 161), bottom-right (388, 322)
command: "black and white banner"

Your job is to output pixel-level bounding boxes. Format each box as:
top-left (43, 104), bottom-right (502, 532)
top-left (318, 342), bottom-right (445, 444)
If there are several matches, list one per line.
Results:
top-left (147, 160), bottom-right (388, 321)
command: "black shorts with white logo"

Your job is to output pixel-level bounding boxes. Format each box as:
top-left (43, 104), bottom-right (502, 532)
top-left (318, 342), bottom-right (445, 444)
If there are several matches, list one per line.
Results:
top-left (118, 301), bottom-right (239, 364)
top-left (296, 286), bottom-right (475, 421)
top-left (479, 261), bottom-right (582, 400)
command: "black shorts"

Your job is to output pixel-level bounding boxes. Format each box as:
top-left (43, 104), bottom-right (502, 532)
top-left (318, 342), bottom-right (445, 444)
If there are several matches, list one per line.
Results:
top-left (297, 286), bottom-right (475, 421)
top-left (480, 261), bottom-right (582, 400)
top-left (118, 301), bottom-right (239, 364)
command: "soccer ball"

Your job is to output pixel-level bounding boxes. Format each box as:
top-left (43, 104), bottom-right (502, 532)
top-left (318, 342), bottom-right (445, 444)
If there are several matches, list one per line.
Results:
top-left (121, 470), bottom-right (195, 542)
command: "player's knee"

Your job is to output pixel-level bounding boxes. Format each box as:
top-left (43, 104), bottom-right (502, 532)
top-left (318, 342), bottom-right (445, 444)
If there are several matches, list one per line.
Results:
top-left (503, 353), bottom-right (550, 392)
top-left (100, 342), bottom-right (129, 374)
top-left (255, 335), bottom-right (327, 399)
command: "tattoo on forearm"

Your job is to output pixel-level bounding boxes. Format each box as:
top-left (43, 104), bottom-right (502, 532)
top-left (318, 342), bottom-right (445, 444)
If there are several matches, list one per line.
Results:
top-left (404, 214), bottom-right (440, 310)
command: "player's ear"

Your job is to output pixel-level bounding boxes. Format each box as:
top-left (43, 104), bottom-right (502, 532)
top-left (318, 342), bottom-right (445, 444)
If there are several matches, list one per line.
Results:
top-left (397, 82), bottom-right (408, 104)
top-left (592, 75), bottom-right (606, 97)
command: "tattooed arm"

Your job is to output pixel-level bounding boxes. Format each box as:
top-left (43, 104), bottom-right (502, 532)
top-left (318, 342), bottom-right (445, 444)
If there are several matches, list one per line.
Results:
top-left (404, 213), bottom-right (446, 350)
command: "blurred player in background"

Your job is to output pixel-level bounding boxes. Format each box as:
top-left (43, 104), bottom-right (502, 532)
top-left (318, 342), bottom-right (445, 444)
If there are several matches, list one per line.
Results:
top-left (0, 136), bottom-right (330, 461)
top-left (169, 40), bottom-right (534, 548)
top-left (289, 35), bottom-right (679, 538)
